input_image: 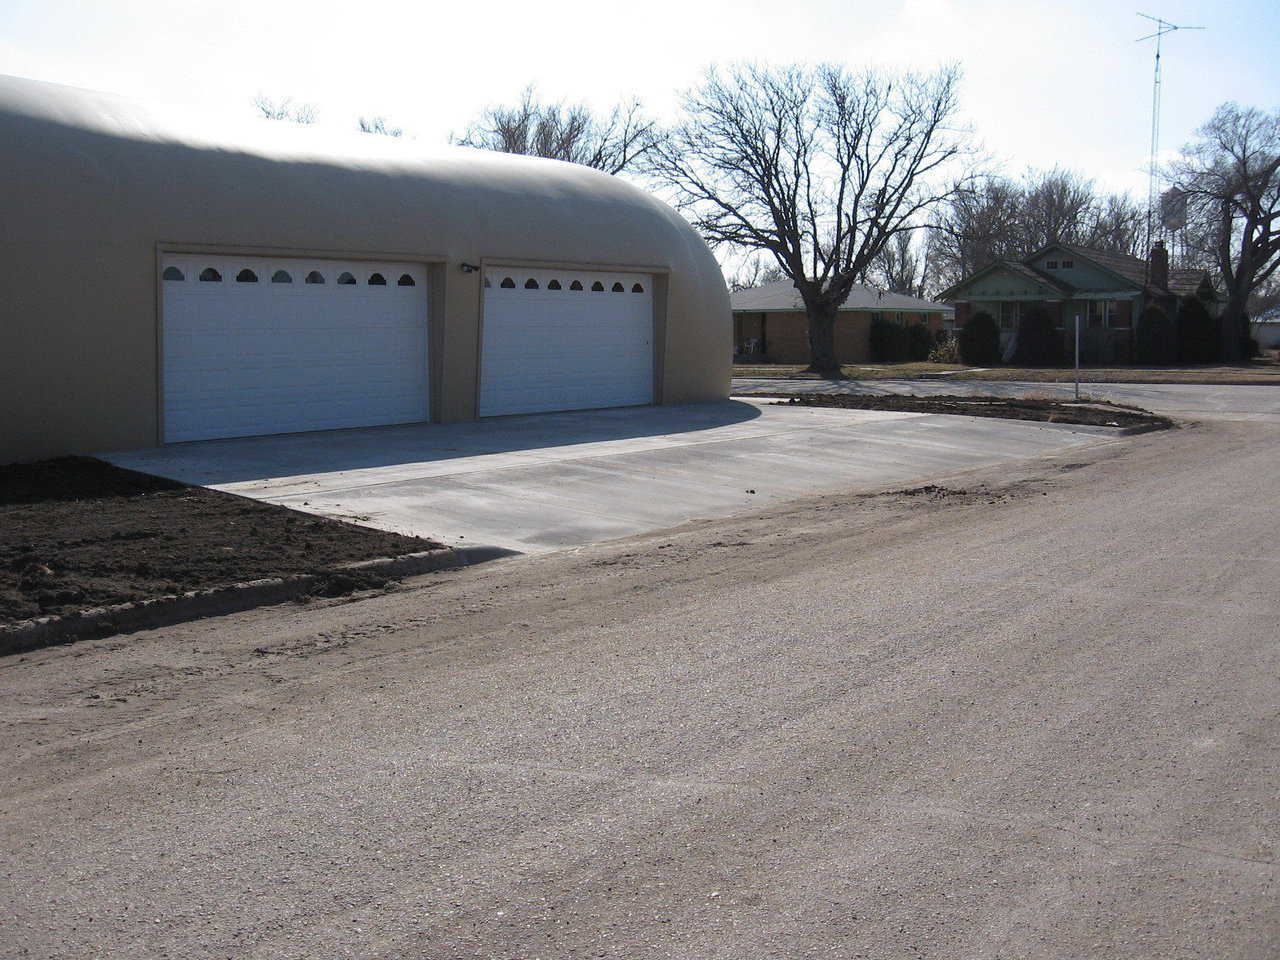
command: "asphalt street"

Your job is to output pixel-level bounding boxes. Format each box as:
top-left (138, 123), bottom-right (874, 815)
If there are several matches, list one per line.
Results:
top-left (2, 411), bottom-right (1278, 958)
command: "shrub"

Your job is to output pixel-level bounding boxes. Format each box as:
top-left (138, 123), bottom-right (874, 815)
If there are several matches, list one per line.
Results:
top-left (1177, 294), bottom-right (1219, 363)
top-left (1012, 304), bottom-right (1062, 367)
top-left (869, 317), bottom-right (909, 362)
top-left (928, 334), bottom-right (960, 363)
top-left (906, 322), bottom-right (934, 362)
top-left (958, 311), bottom-right (1001, 365)
top-left (1135, 303), bottom-right (1176, 364)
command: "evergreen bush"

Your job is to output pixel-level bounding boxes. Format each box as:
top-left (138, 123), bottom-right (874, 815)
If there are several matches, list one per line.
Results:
top-left (906, 322), bottom-right (934, 362)
top-left (1135, 303), bottom-right (1176, 364)
top-left (1012, 305), bottom-right (1062, 366)
top-left (958, 311), bottom-right (1001, 365)
top-left (1177, 294), bottom-right (1219, 363)
top-left (869, 317), bottom-right (909, 362)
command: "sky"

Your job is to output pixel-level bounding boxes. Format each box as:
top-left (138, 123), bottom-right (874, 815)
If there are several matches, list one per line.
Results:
top-left (2, 0), bottom-right (1277, 202)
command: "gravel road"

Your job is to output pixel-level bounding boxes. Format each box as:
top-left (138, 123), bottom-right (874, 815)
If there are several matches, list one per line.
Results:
top-left (2, 417), bottom-right (1277, 959)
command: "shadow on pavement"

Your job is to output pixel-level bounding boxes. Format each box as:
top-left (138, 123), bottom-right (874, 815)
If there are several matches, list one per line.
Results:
top-left (105, 400), bottom-right (764, 487)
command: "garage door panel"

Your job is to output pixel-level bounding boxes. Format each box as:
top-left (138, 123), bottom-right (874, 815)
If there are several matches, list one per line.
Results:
top-left (480, 270), bottom-right (654, 417)
top-left (162, 255), bottom-right (429, 443)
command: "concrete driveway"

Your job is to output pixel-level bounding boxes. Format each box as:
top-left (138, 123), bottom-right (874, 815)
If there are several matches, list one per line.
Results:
top-left (108, 400), bottom-right (1121, 555)
top-left (732, 377), bottom-right (1280, 422)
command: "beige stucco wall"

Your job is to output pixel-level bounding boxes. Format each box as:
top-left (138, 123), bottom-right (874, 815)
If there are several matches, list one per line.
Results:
top-left (0, 75), bottom-right (730, 463)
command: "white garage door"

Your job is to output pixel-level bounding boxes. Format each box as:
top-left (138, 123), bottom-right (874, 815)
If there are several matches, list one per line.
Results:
top-left (161, 255), bottom-right (429, 443)
top-left (480, 268), bottom-right (654, 416)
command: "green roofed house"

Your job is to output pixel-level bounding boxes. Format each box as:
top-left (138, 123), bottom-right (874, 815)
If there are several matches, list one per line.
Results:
top-left (937, 241), bottom-right (1216, 363)
top-left (729, 280), bottom-right (952, 364)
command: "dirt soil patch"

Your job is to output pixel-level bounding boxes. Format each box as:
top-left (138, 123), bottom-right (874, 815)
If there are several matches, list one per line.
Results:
top-left (757, 392), bottom-right (1173, 429)
top-left (0, 457), bottom-right (444, 624)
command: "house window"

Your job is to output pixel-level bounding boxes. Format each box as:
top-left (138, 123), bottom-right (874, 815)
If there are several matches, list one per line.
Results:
top-left (500, 277), bottom-right (515, 288)
top-left (198, 267), bottom-right (222, 282)
top-left (548, 279), bottom-right (562, 290)
top-left (397, 274), bottom-right (415, 286)
top-left (999, 301), bottom-right (1020, 330)
top-left (611, 282), bottom-right (625, 292)
top-left (569, 280), bottom-right (584, 291)
top-left (524, 278), bottom-right (539, 289)
top-left (870, 312), bottom-right (883, 323)
top-left (271, 270), bottom-right (292, 283)
top-left (632, 283), bottom-right (644, 293)
top-left (236, 268), bottom-right (258, 283)
top-left (1088, 301), bottom-right (1105, 328)
top-left (305, 270), bottom-right (325, 284)
top-left (591, 281), bottom-right (605, 291)
top-left (162, 266), bottom-right (184, 281)
top-left (1061, 259), bottom-right (1074, 269)
top-left (1045, 260), bottom-right (1059, 270)
top-left (337, 272), bottom-right (357, 285)
top-left (368, 272), bottom-right (386, 285)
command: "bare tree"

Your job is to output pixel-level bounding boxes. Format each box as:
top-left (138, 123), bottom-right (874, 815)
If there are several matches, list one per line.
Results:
top-left (455, 87), bottom-right (660, 175)
top-left (870, 230), bottom-right (933, 297)
top-left (927, 176), bottom-right (1023, 290)
top-left (928, 168), bottom-right (1143, 291)
top-left (727, 255), bottom-right (786, 291)
top-left (649, 63), bottom-right (969, 375)
top-left (358, 115), bottom-right (403, 137)
top-left (1019, 168), bottom-right (1098, 249)
top-left (1172, 102), bottom-right (1280, 358)
top-left (253, 94), bottom-right (317, 125)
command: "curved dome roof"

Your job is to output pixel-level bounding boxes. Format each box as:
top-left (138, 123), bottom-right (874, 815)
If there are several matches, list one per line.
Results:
top-left (0, 73), bottom-right (721, 280)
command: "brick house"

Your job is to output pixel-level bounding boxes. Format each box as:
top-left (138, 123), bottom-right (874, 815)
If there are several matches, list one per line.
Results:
top-left (937, 242), bottom-right (1215, 362)
top-left (729, 280), bottom-right (952, 363)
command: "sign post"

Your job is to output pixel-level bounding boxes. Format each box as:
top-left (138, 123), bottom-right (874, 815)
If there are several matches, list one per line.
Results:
top-left (1074, 313), bottom-right (1081, 400)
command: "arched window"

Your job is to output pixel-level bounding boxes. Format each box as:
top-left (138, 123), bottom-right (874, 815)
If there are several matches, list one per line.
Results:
top-left (397, 273), bottom-right (416, 286)
top-left (591, 281), bottom-right (605, 292)
top-left (199, 267), bottom-right (222, 282)
top-left (500, 277), bottom-right (516, 288)
top-left (162, 266), bottom-right (184, 281)
top-left (611, 282), bottom-right (625, 292)
top-left (236, 268), bottom-right (258, 283)
top-left (524, 278), bottom-right (539, 289)
top-left (631, 282), bottom-right (645, 293)
top-left (368, 272), bottom-right (387, 286)
top-left (271, 270), bottom-right (292, 284)
top-left (305, 270), bottom-right (325, 284)
top-left (569, 280), bottom-right (583, 291)
top-left (547, 279), bottom-right (562, 290)
top-left (337, 272), bottom-right (357, 285)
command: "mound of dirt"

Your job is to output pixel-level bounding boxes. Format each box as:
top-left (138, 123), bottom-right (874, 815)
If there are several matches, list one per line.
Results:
top-left (1, 458), bottom-right (444, 624)
top-left (761, 393), bottom-right (1172, 429)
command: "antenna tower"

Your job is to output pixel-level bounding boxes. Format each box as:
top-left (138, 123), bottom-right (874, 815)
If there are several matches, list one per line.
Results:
top-left (1136, 12), bottom-right (1204, 258)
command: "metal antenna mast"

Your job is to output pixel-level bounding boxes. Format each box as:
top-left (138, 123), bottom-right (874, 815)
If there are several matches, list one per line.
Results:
top-left (1136, 12), bottom-right (1204, 255)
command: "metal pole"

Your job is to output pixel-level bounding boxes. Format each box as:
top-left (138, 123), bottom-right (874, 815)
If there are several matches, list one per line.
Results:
top-left (1074, 313), bottom-right (1081, 400)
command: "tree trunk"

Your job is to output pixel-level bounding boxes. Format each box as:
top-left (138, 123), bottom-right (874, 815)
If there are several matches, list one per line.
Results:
top-left (1219, 290), bottom-right (1250, 361)
top-left (804, 305), bottom-right (840, 376)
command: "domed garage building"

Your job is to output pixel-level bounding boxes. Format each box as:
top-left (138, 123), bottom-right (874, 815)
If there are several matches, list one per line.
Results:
top-left (0, 75), bottom-right (730, 463)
